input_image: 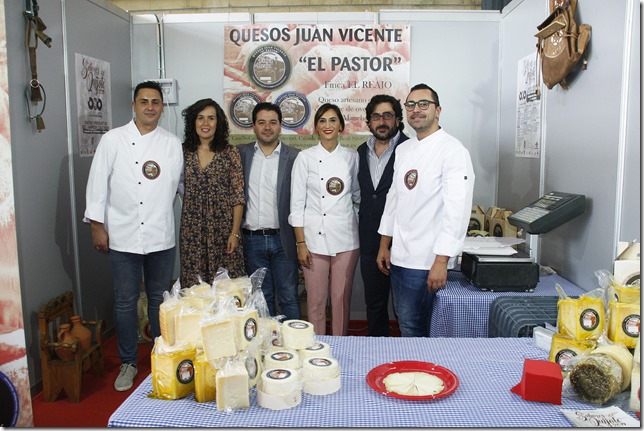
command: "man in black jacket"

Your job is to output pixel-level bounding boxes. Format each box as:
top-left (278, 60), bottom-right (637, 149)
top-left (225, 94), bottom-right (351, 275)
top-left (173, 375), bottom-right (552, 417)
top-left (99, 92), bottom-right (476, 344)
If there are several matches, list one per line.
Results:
top-left (357, 94), bottom-right (408, 336)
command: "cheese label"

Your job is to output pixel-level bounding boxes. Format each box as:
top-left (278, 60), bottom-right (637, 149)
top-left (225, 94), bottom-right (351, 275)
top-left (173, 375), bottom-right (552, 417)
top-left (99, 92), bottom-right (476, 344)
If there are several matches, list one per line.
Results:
top-left (309, 358), bottom-right (332, 367)
top-left (622, 315), bottom-right (640, 337)
top-left (288, 321), bottom-right (310, 330)
top-left (271, 352), bottom-right (294, 362)
top-left (246, 357), bottom-right (259, 380)
top-left (176, 359), bottom-right (195, 384)
top-left (267, 369), bottom-right (292, 380)
top-left (307, 342), bottom-right (324, 351)
top-left (554, 349), bottom-right (577, 365)
top-left (244, 317), bottom-right (258, 341)
top-left (579, 309), bottom-right (600, 331)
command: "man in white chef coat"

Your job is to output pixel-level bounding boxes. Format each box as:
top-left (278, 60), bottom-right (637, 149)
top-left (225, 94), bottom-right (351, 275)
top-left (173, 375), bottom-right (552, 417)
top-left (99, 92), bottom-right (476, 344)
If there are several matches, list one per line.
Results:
top-left (84, 80), bottom-right (183, 391)
top-left (376, 83), bottom-right (475, 337)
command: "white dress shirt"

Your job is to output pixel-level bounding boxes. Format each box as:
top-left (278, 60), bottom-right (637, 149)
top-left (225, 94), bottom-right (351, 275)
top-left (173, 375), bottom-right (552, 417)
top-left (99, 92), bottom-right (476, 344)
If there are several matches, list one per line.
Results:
top-left (242, 142), bottom-right (280, 230)
top-left (84, 120), bottom-right (183, 254)
top-left (289, 143), bottom-right (360, 256)
top-left (378, 129), bottom-right (475, 270)
top-left (365, 130), bottom-right (403, 188)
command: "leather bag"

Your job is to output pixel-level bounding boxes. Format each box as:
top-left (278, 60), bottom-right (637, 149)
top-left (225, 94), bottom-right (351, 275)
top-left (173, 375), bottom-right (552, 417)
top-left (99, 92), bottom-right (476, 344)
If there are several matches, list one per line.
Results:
top-left (535, 0), bottom-right (591, 90)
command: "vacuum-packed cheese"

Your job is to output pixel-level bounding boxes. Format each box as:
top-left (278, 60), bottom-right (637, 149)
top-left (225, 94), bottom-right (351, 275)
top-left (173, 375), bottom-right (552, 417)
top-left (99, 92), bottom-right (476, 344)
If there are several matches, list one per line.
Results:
top-left (175, 311), bottom-right (203, 347)
top-left (548, 333), bottom-right (596, 366)
top-left (159, 301), bottom-right (181, 346)
top-left (569, 354), bottom-right (622, 404)
top-left (216, 362), bottom-right (250, 411)
top-left (232, 309), bottom-right (259, 351)
top-left (592, 344), bottom-right (633, 391)
top-left (557, 296), bottom-right (605, 339)
top-left (194, 352), bottom-right (218, 403)
top-left (245, 350), bottom-right (263, 389)
top-left (151, 346), bottom-right (196, 400)
top-left (612, 284), bottom-right (641, 304)
top-left (607, 301), bottom-right (640, 348)
top-left (201, 319), bottom-right (237, 361)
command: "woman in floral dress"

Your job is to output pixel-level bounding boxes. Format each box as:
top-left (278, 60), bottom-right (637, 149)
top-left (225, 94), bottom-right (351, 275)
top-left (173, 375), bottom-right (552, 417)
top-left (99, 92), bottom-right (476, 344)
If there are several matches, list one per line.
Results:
top-left (179, 98), bottom-right (246, 288)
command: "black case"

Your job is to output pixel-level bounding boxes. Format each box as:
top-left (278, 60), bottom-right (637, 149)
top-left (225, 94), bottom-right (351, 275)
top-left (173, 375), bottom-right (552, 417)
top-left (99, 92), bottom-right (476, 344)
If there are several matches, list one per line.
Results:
top-left (461, 252), bottom-right (539, 292)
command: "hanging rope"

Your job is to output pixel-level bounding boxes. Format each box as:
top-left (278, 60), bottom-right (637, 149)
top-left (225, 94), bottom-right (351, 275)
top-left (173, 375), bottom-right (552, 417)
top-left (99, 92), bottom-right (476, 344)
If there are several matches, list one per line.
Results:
top-left (24, 0), bottom-right (51, 132)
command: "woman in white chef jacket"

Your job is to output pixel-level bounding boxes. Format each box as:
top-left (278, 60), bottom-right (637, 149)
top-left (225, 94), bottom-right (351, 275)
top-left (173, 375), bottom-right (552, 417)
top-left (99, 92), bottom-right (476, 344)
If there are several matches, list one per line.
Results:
top-left (289, 103), bottom-right (360, 336)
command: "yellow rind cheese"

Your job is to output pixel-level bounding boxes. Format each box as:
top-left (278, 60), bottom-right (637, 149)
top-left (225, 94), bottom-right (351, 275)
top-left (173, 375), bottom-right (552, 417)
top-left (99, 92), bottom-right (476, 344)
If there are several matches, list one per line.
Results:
top-left (194, 352), bottom-right (218, 403)
top-left (151, 347), bottom-right (196, 400)
top-left (607, 301), bottom-right (640, 348)
top-left (612, 283), bottom-right (641, 304)
top-left (557, 296), bottom-right (605, 340)
top-left (548, 333), bottom-right (596, 365)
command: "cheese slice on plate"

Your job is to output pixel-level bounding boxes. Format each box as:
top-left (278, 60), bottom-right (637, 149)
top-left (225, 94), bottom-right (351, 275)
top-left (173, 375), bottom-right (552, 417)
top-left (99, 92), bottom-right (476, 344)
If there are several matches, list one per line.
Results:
top-left (383, 372), bottom-right (444, 396)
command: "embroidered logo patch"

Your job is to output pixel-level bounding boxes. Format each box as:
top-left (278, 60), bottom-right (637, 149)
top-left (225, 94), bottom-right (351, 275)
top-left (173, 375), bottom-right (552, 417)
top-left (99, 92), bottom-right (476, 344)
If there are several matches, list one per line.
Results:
top-left (142, 160), bottom-right (160, 180)
top-left (404, 169), bottom-right (418, 190)
top-left (326, 177), bottom-right (344, 195)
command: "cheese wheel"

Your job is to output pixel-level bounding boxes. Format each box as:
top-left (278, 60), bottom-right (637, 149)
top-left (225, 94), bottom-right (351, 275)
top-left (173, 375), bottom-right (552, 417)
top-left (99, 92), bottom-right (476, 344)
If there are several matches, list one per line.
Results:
top-left (264, 350), bottom-right (301, 370)
top-left (261, 368), bottom-right (301, 395)
top-left (569, 354), bottom-right (622, 404)
top-left (299, 341), bottom-right (332, 360)
top-left (216, 362), bottom-right (250, 411)
top-left (282, 319), bottom-right (315, 350)
top-left (256, 382), bottom-right (302, 410)
top-left (592, 344), bottom-right (634, 391)
top-left (201, 319), bottom-right (237, 361)
top-left (302, 357), bottom-right (339, 381)
top-left (303, 374), bottom-right (341, 395)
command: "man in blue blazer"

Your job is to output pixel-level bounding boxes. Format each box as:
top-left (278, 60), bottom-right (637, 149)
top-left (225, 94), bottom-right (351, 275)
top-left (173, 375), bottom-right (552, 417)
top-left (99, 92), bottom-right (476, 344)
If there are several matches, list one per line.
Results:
top-left (357, 94), bottom-right (409, 336)
top-left (238, 103), bottom-right (301, 319)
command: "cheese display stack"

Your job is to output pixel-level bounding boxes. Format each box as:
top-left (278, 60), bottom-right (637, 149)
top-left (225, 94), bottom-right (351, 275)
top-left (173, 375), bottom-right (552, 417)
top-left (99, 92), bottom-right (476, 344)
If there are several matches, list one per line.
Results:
top-left (256, 368), bottom-right (302, 410)
top-left (282, 319), bottom-right (316, 349)
top-left (151, 336), bottom-right (197, 400)
top-left (301, 357), bottom-right (341, 395)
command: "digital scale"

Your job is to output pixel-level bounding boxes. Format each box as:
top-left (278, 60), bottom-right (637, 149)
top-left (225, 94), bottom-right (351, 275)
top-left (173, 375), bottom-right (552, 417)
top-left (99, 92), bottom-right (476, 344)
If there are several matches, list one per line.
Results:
top-left (462, 191), bottom-right (586, 292)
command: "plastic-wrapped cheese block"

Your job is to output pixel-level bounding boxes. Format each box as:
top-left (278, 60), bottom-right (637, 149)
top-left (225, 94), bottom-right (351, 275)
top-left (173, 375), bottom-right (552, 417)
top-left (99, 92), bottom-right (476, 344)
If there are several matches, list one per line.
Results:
top-left (557, 296), bottom-right (605, 340)
top-left (216, 362), bottom-right (250, 411)
top-left (264, 349), bottom-right (301, 370)
top-left (592, 344), bottom-right (633, 391)
top-left (245, 350), bottom-right (263, 389)
top-left (232, 309), bottom-right (259, 351)
top-left (548, 333), bottom-right (596, 367)
top-left (201, 319), bottom-right (237, 361)
top-left (159, 301), bottom-right (182, 346)
top-left (282, 319), bottom-right (315, 350)
top-left (261, 368), bottom-right (301, 395)
top-left (299, 341), bottom-right (332, 360)
top-left (151, 345), bottom-right (196, 400)
top-left (569, 354), bottom-right (622, 404)
top-left (183, 282), bottom-right (212, 297)
top-left (612, 284), bottom-right (641, 304)
top-left (607, 301), bottom-right (640, 348)
top-left (216, 278), bottom-right (250, 308)
top-left (175, 311), bottom-right (203, 347)
top-left (194, 351), bottom-right (218, 403)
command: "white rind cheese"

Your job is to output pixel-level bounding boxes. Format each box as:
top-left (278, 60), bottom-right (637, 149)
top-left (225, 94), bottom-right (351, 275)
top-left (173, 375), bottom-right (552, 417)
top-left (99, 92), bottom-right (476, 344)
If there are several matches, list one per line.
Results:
top-left (256, 382), bottom-right (302, 410)
top-left (303, 374), bottom-right (341, 395)
top-left (261, 368), bottom-right (301, 395)
top-left (264, 350), bottom-right (301, 370)
top-left (299, 341), bottom-right (332, 360)
top-left (302, 357), bottom-right (339, 381)
top-left (201, 319), bottom-right (237, 361)
top-left (282, 319), bottom-right (315, 350)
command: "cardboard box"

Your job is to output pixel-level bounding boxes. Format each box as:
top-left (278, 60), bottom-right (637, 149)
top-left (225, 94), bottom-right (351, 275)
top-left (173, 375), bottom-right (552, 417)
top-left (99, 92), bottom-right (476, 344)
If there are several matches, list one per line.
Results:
top-left (468, 205), bottom-right (486, 235)
top-left (614, 241), bottom-right (640, 286)
top-left (490, 209), bottom-right (518, 238)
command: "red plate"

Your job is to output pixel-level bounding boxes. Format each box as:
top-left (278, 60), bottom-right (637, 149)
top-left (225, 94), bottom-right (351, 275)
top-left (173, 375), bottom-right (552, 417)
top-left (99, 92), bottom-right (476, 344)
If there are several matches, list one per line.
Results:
top-left (366, 360), bottom-right (459, 401)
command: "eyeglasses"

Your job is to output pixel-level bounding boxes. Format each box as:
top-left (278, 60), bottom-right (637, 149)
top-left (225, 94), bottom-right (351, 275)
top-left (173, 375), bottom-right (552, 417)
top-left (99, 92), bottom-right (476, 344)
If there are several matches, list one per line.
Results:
top-left (404, 100), bottom-right (436, 111)
top-left (369, 112), bottom-right (396, 122)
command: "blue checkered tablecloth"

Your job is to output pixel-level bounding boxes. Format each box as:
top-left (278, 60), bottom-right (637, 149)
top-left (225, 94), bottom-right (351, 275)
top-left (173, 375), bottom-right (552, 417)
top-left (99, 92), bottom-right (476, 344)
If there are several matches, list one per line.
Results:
top-left (430, 272), bottom-right (587, 338)
top-left (107, 336), bottom-right (623, 428)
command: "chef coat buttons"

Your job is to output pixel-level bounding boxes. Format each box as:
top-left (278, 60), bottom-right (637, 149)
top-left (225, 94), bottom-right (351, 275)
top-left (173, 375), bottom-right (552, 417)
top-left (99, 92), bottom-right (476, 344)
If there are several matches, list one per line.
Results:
top-left (135, 161), bottom-right (139, 164)
top-left (372, 194), bottom-right (377, 199)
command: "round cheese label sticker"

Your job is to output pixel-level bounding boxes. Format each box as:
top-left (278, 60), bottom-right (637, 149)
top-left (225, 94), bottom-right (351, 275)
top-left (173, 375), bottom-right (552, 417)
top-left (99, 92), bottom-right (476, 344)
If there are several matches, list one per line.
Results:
top-left (245, 357), bottom-right (259, 380)
top-left (244, 317), bottom-right (258, 341)
top-left (307, 342), bottom-right (324, 351)
top-left (176, 359), bottom-right (194, 384)
top-left (309, 358), bottom-right (332, 367)
top-left (555, 349), bottom-right (577, 365)
top-left (622, 315), bottom-right (640, 337)
top-left (579, 309), bottom-right (599, 331)
top-left (288, 321), bottom-right (310, 330)
top-left (271, 351), bottom-right (294, 361)
top-left (267, 369), bottom-right (292, 380)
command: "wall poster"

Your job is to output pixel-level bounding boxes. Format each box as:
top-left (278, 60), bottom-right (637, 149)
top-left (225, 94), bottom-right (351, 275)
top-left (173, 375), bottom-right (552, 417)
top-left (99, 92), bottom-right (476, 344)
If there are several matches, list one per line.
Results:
top-left (0, 0), bottom-right (34, 426)
top-left (224, 24), bottom-right (410, 148)
top-left (75, 53), bottom-right (111, 157)
top-left (515, 53), bottom-right (541, 158)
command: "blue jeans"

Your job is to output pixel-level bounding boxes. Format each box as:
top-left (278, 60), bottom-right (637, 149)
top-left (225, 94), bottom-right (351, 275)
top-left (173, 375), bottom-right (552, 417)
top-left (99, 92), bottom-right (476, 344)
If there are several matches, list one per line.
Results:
top-left (390, 265), bottom-right (436, 337)
top-left (242, 234), bottom-right (301, 320)
top-left (109, 247), bottom-right (175, 364)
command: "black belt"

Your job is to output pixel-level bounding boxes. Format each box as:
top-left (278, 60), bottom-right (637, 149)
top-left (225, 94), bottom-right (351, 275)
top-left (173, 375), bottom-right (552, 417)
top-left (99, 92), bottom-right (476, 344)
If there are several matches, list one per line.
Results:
top-left (242, 228), bottom-right (280, 236)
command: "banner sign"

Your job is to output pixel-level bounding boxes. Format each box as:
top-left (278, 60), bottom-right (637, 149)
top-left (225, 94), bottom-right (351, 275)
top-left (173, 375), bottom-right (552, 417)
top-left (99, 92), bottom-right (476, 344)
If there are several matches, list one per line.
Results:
top-left (75, 53), bottom-right (112, 157)
top-left (224, 24), bottom-right (410, 148)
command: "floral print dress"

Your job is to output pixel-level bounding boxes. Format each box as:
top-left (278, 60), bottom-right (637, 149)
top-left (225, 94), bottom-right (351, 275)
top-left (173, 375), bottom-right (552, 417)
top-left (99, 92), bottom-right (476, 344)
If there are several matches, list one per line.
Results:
top-left (179, 145), bottom-right (246, 288)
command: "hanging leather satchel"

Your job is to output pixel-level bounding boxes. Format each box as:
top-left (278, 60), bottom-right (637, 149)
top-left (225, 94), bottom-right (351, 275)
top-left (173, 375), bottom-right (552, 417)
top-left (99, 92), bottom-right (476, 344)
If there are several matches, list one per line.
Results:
top-left (535, 0), bottom-right (591, 90)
